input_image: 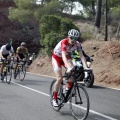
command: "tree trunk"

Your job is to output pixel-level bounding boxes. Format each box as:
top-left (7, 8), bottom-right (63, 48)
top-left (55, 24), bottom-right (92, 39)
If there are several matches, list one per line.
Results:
top-left (94, 0), bottom-right (102, 35)
top-left (94, 0), bottom-right (102, 28)
top-left (104, 0), bottom-right (108, 41)
top-left (116, 23), bottom-right (120, 40)
top-left (91, 0), bottom-right (96, 16)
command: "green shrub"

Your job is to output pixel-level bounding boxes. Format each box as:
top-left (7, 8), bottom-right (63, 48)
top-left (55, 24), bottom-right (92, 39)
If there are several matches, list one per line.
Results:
top-left (41, 32), bottom-right (64, 56)
top-left (60, 18), bottom-right (79, 36)
top-left (111, 7), bottom-right (120, 20)
top-left (81, 31), bottom-right (93, 41)
top-left (40, 15), bottom-right (61, 39)
top-left (40, 15), bottom-right (80, 56)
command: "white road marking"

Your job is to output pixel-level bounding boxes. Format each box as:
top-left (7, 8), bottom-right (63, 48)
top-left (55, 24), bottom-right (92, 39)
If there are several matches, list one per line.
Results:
top-left (11, 81), bottom-right (49, 97)
top-left (11, 81), bottom-right (118, 120)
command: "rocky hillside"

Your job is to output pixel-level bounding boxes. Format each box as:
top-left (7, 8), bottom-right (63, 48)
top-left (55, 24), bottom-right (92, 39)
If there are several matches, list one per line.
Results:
top-left (27, 40), bottom-right (120, 89)
top-left (0, 0), bottom-right (40, 54)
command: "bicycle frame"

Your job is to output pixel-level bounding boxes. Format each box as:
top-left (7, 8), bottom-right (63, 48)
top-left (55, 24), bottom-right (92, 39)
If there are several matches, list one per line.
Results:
top-left (59, 72), bottom-right (83, 106)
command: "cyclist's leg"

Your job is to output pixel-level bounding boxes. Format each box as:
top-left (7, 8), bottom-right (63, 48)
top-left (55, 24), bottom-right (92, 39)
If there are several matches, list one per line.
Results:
top-left (20, 57), bottom-right (27, 81)
top-left (52, 56), bottom-right (63, 107)
top-left (0, 54), bottom-right (9, 80)
top-left (54, 70), bottom-right (63, 98)
top-left (64, 59), bottom-right (74, 90)
top-left (20, 54), bottom-right (27, 67)
top-left (14, 57), bottom-right (19, 78)
top-left (14, 59), bottom-right (18, 72)
top-left (0, 60), bottom-right (4, 80)
top-left (0, 61), bottom-right (4, 74)
top-left (14, 53), bottom-right (24, 73)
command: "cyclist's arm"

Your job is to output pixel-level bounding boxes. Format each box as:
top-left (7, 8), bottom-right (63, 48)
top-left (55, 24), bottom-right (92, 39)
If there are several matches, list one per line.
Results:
top-left (16, 47), bottom-right (21, 60)
top-left (62, 51), bottom-right (71, 69)
top-left (25, 48), bottom-right (29, 60)
top-left (78, 51), bottom-right (88, 69)
top-left (0, 50), bottom-right (5, 60)
top-left (10, 47), bottom-right (15, 56)
top-left (16, 53), bottom-right (21, 60)
top-left (82, 50), bottom-right (88, 58)
top-left (0, 46), bottom-right (6, 60)
top-left (82, 50), bottom-right (91, 62)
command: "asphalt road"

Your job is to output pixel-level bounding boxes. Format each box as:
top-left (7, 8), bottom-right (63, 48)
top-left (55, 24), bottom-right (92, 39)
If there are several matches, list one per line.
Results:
top-left (0, 73), bottom-right (120, 120)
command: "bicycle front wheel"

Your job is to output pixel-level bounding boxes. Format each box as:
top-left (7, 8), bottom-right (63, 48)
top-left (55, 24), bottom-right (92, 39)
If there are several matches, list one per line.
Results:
top-left (69, 84), bottom-right (89, 120)
top-left (6, 65), bottom-right (12, 84)
top-left (16, 65), bottom-right (26, 81)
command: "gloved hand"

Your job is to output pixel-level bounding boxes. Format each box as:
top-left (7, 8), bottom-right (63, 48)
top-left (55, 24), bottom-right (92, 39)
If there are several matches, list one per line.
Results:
top-left (66, 67), bottom-right (73, 73)
top-left (84, 67), bottom-right (92, 71)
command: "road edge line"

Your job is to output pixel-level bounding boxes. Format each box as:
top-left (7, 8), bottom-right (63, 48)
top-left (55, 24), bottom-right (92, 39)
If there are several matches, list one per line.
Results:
top-left (27, 72), bottom-right (120, 91)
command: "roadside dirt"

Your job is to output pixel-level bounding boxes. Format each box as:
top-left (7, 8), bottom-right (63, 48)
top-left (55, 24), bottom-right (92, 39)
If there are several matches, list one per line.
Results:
top-left (27, 40), bottom-right (120, 89)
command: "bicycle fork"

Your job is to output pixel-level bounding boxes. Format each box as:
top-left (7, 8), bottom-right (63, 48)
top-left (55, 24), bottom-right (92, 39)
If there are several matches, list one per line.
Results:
top-left (75, 86), bottom-right (83, 104)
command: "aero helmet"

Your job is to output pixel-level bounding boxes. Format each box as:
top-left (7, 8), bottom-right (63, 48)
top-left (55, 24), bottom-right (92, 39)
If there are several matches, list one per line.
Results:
top-left (21, 42), bottom-right (26, 46)
top-left (6, 43), bottom-right (11, 51)
top-left (68, 29), bottom-right (80, 38)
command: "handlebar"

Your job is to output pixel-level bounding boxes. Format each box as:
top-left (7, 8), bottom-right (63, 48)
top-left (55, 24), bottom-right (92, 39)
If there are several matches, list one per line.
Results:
top-left (63, 67), bottom-right (92, 80)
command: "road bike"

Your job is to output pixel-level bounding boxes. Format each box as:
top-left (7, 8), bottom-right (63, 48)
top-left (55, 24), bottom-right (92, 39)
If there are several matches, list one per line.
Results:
top-left (14, 60), bottom-right (26, 81)
top-left (50, 68), bottom-right (90, 120)
top-left (1, 59), bottom-right (12, 84)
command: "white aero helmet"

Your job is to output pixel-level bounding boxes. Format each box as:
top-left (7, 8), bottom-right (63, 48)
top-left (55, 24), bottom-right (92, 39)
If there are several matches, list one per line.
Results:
top-left (68, 29), bottom-right (80, 38)
top-left (21, 42), bottom-right (26, 46)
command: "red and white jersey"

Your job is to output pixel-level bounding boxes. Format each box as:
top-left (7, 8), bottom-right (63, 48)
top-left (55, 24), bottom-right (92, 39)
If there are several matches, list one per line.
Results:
top-left (53, 38), bottom-right (82, 57)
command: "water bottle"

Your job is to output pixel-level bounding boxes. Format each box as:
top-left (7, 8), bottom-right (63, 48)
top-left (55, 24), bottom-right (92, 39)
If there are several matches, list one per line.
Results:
top-left (63, 84), bottom-right (66, 94)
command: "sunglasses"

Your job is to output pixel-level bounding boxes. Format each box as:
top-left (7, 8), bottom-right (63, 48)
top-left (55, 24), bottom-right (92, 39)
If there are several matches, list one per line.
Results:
top-left (70, 37), bottom-right (78, 41)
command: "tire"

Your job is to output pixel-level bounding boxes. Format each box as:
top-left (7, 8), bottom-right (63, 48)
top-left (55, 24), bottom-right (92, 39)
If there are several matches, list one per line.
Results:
top-left (20, 65), bottom-right (26, 81)
top-left (16, 65), bottom-right (26, 81)
top-left (14, 68), bottom-right (19, 79)
top-left (84, 72), bottom-right (94, 88)
top-left (1, 73), bottom-right (4, 82)
top-left (49, 79), bottom-right (62, 111)
top-left (69, 84), bottom-right (90, 120)
top-left (6, 65), bottom-right (12, 84)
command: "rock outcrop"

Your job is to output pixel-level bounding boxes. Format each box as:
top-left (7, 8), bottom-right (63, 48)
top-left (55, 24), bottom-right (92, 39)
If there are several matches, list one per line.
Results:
top-left (0, 0), bottom-right (40, 54)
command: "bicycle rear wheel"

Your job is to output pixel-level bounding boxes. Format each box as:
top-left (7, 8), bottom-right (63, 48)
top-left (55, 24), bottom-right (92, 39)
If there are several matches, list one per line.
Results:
top-left (69, 84), bottom-right (89, 120)
top-left (6, 65), bottom-right (12, 84)
top-left (50, 79), bottom-right (63, 111)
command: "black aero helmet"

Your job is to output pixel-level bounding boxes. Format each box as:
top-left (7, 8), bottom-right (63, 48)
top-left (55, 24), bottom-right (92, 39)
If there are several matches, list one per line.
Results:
top-left (21, 42), bottom-right (26, 46)
top-left (6, 43), bottom-right (11, 51)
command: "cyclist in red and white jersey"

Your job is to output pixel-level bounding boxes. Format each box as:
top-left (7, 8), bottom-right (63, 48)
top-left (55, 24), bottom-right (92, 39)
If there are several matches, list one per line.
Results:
top-left (52, 29), bottom-right (90, 107)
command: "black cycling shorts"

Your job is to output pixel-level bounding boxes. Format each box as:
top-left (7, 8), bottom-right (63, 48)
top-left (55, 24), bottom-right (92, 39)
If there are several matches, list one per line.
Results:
top-left (16, 54), bottom-right (25, 62)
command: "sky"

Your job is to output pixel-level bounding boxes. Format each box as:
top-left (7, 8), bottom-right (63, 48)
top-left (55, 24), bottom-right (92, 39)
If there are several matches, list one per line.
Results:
top-left (36, 1), bottom-right (83, 15)
top-left (66, 2), bottom-right (83, 15)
